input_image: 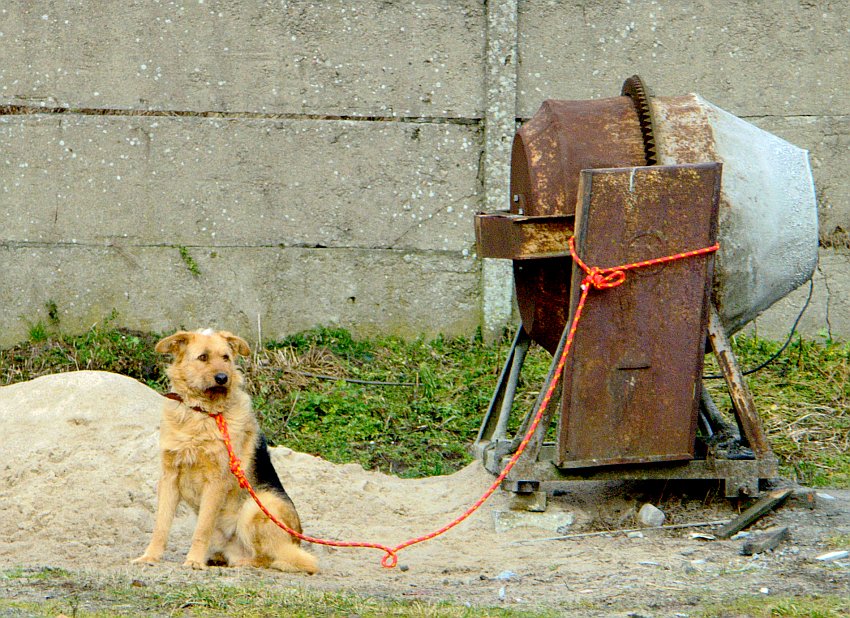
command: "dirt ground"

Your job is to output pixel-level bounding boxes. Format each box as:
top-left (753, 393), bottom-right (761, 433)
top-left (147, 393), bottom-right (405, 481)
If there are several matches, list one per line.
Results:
top-left (1, 371), bottom-right (848, 616)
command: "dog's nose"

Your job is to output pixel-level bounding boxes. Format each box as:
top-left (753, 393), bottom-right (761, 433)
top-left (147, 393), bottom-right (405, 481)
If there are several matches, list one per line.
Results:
top-left (214, 373), bottom-right (229, 385)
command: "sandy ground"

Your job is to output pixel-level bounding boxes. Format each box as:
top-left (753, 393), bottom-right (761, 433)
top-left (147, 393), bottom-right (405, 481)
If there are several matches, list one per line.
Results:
top-left (1, 371), bottom-right (848, 615)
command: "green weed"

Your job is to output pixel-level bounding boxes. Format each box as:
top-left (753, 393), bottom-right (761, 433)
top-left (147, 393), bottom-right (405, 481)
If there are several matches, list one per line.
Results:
top-left (176, 244), bottom-right (201, 277)
top-left (27, 321), bottom-right (49, 343)
top-left (703, 333), bottom-right (849, 487)
top-left (1, 316), bottom-right (165, 390)
top-left (251, 327), bottom-right (551, 477)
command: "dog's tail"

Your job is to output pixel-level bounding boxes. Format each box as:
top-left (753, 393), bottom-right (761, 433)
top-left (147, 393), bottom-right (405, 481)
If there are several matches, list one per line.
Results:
top-left (270, 540), bottom-right (320, 575)
top-left (238, 490), bottom-right (320, 574)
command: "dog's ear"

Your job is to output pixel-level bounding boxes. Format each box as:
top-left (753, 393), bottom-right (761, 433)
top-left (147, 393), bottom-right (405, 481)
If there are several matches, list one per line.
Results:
top-left (155, 331), bottom-right (192, 355)
top-left (219, 332), bottom-right (251, 357)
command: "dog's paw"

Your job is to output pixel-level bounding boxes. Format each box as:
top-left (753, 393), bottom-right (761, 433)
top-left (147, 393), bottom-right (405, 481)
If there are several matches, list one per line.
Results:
top-left (131, 555), bottom-right (160, 565)
top-left (183, 558), bottom-right (208, 570)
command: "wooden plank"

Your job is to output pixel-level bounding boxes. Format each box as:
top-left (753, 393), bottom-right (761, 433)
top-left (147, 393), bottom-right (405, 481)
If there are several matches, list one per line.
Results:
top-left (716, 488), bottom-right (793, 539)
top-left (741, 526), bottom-right (790, 555)
top-left (707, 304), bottom-right (772, 459)
top-left (474, 213), bottom-right (573, 260)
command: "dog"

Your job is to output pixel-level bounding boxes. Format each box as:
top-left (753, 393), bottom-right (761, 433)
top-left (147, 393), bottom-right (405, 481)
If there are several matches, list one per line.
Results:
top-left (132, 328), bottom-right (318, 573)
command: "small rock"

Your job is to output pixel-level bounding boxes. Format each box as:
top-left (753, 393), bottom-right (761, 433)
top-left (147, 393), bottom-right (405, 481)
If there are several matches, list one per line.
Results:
top-left (689, 533), bottom-right (716, 541)
top-left (816, 492), bottom-right (836, 501)
top-left (815, 550), bottom-right (850, 562)
top-left (492, 509), bottom-right (574, 534)
top-left (637, 503), bottom-right (666, 527)
top-left (498, 586), bottom-right (506, 601)
top-left (508, 490), bottom-right (547, 513)
top-left (626, 531), bottom-right (644, 539)
top-left (495, 570), bottom-right (519, 581)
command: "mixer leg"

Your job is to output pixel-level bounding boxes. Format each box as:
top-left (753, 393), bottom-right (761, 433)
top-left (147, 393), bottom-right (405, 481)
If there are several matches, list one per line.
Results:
top-left (499, 316), bottom-right (571, 481)
top-left (700, 383), bottom-right (736, 437)
top-left (706, 304), bottom-right (773, 460)
top-left (474, 326), bottom-right (531, 467)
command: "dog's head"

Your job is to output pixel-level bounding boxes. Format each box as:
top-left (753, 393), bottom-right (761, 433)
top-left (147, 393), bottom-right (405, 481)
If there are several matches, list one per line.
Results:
top-left (156, 329), bottom-right (251, 400)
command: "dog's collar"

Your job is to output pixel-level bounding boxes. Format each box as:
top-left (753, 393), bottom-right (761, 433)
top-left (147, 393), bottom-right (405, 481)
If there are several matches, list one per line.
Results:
top-left (164, 392), bottom-right (213, 416)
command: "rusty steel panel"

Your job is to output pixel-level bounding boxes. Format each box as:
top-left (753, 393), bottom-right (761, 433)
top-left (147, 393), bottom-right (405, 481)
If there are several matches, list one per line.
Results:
top-left (474, 212), bottom-right (573, 260)
top-left (510, 97), bottom-right (647, 353)
top-left (557, 163), bottom-right (721, 469)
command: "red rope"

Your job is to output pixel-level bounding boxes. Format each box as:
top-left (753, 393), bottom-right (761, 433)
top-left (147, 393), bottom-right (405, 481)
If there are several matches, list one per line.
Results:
top-left (214, 236), bottom-right (720, 568)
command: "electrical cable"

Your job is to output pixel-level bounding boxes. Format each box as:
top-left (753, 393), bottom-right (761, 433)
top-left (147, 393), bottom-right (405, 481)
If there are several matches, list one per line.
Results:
top-left (703, 277), bottom-right (815, 379)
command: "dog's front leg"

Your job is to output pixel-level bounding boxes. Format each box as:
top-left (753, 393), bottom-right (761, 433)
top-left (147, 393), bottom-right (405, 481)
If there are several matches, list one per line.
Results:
top-left (133, 466), bottom-right (180, 565)
top-left (183, 480), bottom-right (227, 569)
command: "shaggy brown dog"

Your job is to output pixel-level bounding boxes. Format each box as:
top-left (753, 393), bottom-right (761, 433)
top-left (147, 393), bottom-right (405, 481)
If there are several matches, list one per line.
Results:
top-left (132, 329), bottom-right (318, 573)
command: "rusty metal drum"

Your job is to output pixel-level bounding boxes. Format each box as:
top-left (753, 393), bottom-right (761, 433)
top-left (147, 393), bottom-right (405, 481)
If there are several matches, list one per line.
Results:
top-left (509, 97), bottom-right (646, 353)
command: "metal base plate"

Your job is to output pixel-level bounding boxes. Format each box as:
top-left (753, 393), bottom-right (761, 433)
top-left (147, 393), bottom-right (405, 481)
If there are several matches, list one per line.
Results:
top-left (484, 442), bottom-right (778, 499)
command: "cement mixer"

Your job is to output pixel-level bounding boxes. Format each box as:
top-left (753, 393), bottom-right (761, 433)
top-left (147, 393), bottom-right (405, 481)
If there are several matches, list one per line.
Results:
top-left (474, 77), bottom-right (818, 500)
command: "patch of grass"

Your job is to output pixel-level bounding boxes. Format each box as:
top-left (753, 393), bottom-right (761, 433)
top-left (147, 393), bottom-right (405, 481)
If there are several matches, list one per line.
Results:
top-left (703, 333), bottom-right (850, 487)
top-left (697, 594), bottom-right (850, 617)
top-left (26, 320), bottom-right (49, 343)
top-left (0, 567), bottom-right (558, 617)
top-left (1, 566), bottom-right (72, 580)
top-left (249, 327), bottom-right (551, 477)
top-left (825, 532), bottom-right (850, 548)
top-left (0, 316), bottom-right (166, 390)
top-left (1, 321), bottom-right (848, 485)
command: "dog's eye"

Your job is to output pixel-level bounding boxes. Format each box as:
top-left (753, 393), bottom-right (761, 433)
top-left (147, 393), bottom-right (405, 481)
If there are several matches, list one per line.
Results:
top-left (197, 353), bottom-right (208, 362)
top-left (222, 354), bottom-right (230, 361)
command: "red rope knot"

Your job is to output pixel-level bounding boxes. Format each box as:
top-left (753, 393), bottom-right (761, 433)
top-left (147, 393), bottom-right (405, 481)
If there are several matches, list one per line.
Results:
top-left (230, 462), bottom-right (251, 489)
top-left (582, 267), bottom-right (626, 291)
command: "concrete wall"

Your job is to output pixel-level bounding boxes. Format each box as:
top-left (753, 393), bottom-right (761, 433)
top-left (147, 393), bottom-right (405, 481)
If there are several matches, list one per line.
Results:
top-left (1, 1), bottom-right (847, 346)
